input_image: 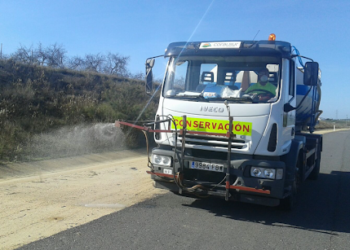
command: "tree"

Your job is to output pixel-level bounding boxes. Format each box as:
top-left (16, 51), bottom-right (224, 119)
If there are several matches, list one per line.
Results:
top-left (11, 44), bottom-right (36, 64)
top-left (45, 43), bottom-right (66, 68)
top-left (11, 43), bottom-right (66, 68)
top-left (8, 43), bottom-right (143, 80)
top-left (103, 52), bottom-right (129, 77)
top-left (68, 56), bottom-right (85, 70)
top-left (35, 43), bottom-right (48, 66)
top-left (83, 53), bottom-right (105, 72)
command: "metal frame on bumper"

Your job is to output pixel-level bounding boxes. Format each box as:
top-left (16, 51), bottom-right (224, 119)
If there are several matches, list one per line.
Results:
top-left (148, 150), bottom-right (285, 206)
top-left (116, 116), bottom-right (286, 207)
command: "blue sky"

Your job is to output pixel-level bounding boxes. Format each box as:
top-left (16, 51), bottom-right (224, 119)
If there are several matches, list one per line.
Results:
top-left (1, 0), bottom-right (349, 119)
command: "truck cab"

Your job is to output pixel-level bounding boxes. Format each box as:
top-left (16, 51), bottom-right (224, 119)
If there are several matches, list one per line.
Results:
top-left (144, 38), bottom-right (322, 210)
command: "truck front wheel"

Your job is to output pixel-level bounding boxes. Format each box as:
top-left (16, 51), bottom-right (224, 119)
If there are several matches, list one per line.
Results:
top-left (279, 177), bottom-right (297, 211)
top-left (279, 157), bottom-right (301, 211)
top-left (308, 151), bottom-right (321, 180)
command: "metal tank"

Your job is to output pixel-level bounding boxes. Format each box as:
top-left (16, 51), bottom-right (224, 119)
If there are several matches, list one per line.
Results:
top-left (295, 67), bottom-right (322, 132)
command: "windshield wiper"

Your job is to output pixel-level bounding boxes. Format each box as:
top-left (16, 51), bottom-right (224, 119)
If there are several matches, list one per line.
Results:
top-left (167, 91), bottom-right (259, 103)
top-left (175, 91), bottom-right (202, 97)
top-left (167, 91), bottom-right (208, 101)
top-left (222, 95), bottom-right (259, 103)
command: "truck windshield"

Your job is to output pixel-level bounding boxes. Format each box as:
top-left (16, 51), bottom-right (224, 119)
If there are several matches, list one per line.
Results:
top-left (163, 56), bottom-right (281, 103)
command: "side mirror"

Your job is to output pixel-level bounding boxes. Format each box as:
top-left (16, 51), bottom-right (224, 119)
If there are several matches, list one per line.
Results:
top-left (145, 58), bottom-right (155, 94)
top-left (304, 62), bottom-right (319, 86)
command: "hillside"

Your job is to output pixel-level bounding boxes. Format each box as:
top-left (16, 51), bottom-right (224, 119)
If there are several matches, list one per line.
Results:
top-left (0, 59), bottom-right (347, 162)
top-left (0, 59), bottom-right (158, 162)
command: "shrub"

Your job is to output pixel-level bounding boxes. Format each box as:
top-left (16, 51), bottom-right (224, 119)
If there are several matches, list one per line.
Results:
top-left (0, 59), bottom-right (159, 162)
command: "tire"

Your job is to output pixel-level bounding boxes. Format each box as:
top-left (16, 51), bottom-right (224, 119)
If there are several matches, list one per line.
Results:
top-left (279, 178), bottom-right (297, 211)
top-left (279, 158), bottom-right (301, 211)
top-left (308, 152), bottom-right (321, 180)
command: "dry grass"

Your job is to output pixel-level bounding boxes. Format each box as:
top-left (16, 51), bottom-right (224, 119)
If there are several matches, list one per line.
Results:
top-left (0, 60), bottom-right (159, 162)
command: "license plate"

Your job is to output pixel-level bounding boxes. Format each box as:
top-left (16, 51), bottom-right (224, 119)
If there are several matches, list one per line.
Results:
top-left (163, 169), bottom-right (172, 175)
top-left (190, 161), bottom-right (224, 172)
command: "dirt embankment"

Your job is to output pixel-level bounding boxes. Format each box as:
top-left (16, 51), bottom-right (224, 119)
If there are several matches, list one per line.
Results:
top-left (0, 149), bottom-right (167, 250)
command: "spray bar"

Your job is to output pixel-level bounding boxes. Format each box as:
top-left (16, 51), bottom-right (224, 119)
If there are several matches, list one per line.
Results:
top-left (146, 171), bottom-right (270, 195)
top-left (116, 118), bottom-right (270, 198)
top-left (115, 120), bottom-right (233, 138)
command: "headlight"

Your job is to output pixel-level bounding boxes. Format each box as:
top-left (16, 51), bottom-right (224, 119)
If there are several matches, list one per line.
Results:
top-left (251, 168), bottom-right (262, 177)
top-left (250, 167), bottom-right (283, 180)
top-left (151, 154), bottom-right (172, 166)
top-left (264, 169), bottom-right (275, 179)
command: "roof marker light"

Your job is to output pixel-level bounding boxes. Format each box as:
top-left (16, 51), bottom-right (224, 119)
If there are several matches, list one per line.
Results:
top-left (268, 33), bottom-right (276, 41)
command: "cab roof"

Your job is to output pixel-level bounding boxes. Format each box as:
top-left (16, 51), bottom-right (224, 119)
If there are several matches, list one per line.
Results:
top-left (164, 40), bottom-right (292, 58)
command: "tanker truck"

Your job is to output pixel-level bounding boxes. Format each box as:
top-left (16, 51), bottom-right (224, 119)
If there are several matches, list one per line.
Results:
top-left (117, 34), bottom-right (322, 210)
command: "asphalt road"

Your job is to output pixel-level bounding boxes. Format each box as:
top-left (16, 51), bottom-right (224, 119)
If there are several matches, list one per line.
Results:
top-left (18, 130), bottom-right (350, 250)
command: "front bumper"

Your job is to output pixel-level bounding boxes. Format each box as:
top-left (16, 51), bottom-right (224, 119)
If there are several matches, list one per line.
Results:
top-left (148, 148), bottom-right (287, 206)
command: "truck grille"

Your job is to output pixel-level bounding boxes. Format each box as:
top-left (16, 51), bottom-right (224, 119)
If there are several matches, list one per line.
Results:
top-left (178, 134), bottom-right (248, 150)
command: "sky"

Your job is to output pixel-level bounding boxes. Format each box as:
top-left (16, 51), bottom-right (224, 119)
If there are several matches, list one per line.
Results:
top-left (1, 0), bottom-right (349, 119)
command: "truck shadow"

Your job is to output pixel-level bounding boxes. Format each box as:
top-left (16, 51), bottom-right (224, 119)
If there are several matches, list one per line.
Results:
top-left (182, 171), bottom-right (350, 235)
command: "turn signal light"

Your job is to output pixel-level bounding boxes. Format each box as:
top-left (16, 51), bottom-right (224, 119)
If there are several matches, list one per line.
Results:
top-left (268, 33), bottom-right (276, 41)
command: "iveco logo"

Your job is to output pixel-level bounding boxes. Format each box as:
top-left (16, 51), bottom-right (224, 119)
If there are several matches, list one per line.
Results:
top-left (200, 106), bottom-right (225, 113)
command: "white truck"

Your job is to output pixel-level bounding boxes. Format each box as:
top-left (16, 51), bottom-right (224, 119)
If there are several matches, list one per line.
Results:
top-left (118, 35), bottom-right (322, 210)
